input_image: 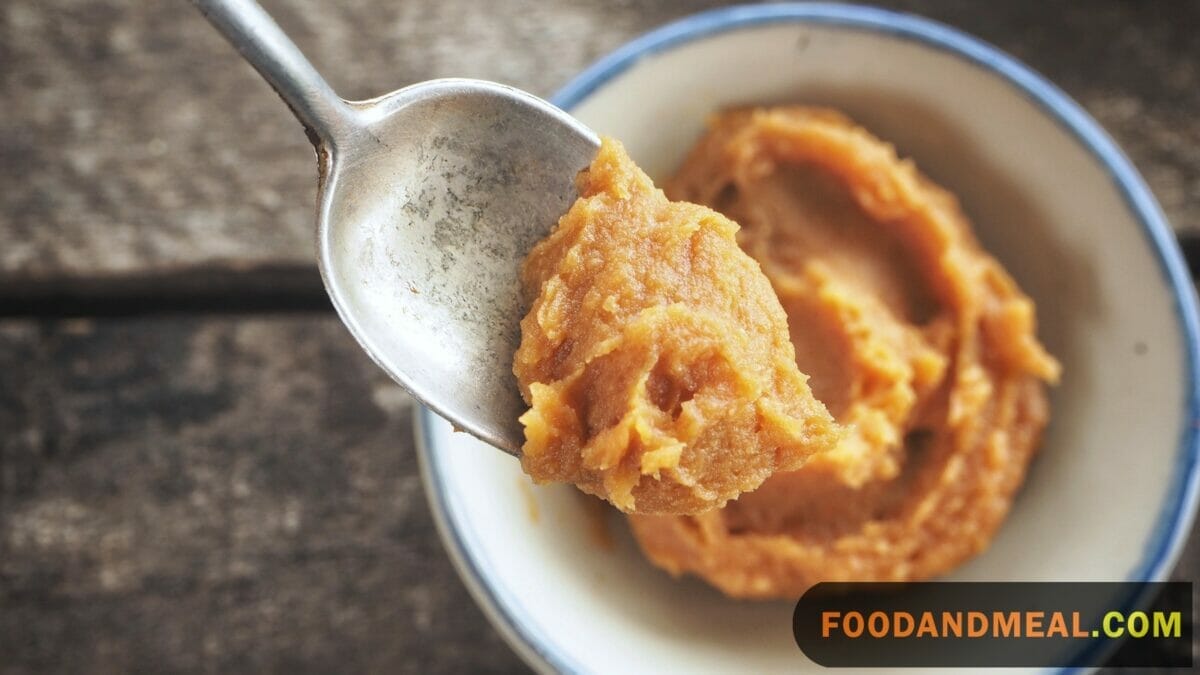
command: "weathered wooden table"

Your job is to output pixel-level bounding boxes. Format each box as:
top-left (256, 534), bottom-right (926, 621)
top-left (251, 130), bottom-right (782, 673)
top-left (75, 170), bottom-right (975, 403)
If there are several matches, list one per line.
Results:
top-left (1, 1), bottom-right (1196, 672)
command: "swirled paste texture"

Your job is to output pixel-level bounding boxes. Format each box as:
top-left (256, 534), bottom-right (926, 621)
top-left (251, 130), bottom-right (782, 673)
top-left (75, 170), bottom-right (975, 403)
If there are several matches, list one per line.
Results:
top-left (627, 107), bottom-right (1061, 598)
top-left (514, 138), bottom-right (842, 515)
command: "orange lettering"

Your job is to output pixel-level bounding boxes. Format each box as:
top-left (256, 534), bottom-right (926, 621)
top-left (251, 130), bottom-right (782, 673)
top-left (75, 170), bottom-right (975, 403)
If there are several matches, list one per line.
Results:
top-left (1026, 611), bottom-right (1045, 638)
top-left (1046, 612), bottom-right (1069, 638)
top-left (967, 611), bottom-right (988, 638)
top-left (844, 611), bottom-right (864, 638)
top-left (993, 611), bottom-right (1020, 637)
top-left (822, 612), bottom-right (840, 638)
top-left (917, 612), bottom-right (938, 638)
top-left (868, 612), bottom-right (888, 638)
top-left (942, 612), bottom-right (962, 638)
top-left (1072, 612), bottom-right (1089, 638)
top-left (894, 611), bottom-right (915, 638)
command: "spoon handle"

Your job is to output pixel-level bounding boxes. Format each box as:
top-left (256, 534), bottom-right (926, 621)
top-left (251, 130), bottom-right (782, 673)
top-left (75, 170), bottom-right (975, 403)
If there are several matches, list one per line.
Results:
top-left (191, 0), bottom-right (355, 148)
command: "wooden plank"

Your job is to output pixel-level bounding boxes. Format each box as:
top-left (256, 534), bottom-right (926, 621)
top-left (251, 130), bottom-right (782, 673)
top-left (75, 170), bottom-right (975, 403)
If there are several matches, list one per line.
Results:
top-left (0, 0), bottom-right (1197, 283)
top-left (0, 316), bottom-right (526, 673)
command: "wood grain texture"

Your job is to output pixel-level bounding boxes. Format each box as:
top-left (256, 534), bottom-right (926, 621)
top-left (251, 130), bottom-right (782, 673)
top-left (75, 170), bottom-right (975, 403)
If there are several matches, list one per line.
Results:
top-left (0, 317), bottom-right (526, 673)
top-left (0, 0), bottom-right (1197, 281)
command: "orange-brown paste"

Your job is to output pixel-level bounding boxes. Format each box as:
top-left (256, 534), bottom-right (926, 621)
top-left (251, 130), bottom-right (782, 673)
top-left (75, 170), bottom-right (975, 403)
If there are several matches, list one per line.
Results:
top-left (627, 107), bottom-right (1060, 598)
top-left (514, 138), bottom-right (843, 515)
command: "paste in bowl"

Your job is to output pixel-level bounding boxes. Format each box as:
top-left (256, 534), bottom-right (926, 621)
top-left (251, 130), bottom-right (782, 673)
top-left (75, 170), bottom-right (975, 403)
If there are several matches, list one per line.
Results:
top-left (628, 107), bottom-right (1060, 597)
top-left (514, 105), bottom-right (1058, 595)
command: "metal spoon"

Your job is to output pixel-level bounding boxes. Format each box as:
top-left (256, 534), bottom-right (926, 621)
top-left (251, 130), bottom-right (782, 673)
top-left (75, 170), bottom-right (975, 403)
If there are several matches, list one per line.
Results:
top-left (192, 0), bottom-right (599, 455)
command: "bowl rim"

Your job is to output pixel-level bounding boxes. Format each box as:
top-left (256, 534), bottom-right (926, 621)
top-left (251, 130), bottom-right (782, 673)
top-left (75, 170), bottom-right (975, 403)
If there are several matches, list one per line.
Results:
top-left (416, 3), bottom-right (1200, 673)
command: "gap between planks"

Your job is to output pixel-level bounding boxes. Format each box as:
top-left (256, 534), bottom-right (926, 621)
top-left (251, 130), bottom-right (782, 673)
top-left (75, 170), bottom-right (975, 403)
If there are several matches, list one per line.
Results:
top-left (1, 232), bottom-right (1199, 319)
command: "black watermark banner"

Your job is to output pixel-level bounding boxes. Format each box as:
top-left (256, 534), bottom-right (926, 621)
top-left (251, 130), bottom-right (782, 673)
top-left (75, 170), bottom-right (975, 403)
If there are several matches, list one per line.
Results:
top-left (793, 582), bottom-right (1192, 668)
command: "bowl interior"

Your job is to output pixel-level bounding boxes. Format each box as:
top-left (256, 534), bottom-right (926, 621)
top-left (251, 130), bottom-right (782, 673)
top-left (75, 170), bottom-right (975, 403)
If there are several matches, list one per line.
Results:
top-left (419, 8), bottom-right (1197, 674)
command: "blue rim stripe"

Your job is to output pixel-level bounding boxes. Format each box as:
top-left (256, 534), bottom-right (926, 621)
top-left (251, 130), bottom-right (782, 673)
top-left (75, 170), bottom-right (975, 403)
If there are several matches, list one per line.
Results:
top-left (420, 4), bottom-right (1200, 674)
top-left (416, 409), bottom-right (573, 673)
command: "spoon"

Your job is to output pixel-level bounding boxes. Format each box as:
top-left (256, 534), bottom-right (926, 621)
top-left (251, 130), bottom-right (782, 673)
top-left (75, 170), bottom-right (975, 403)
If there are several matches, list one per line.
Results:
top-left (192, 0), bottom-right (599, 455)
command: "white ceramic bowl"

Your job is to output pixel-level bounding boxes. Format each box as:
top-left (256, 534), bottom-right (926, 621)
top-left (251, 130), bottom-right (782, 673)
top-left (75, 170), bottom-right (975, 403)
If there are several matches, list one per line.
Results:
top-left (415, 4), bottom-right (1200, 673)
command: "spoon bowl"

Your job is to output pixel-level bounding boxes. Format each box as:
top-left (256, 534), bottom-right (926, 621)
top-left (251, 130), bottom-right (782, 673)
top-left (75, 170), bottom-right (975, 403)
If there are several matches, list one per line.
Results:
top-left (320, 81), bottom-right (597, 453)
top-left (193, 0), bottom-right (599, 454)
